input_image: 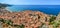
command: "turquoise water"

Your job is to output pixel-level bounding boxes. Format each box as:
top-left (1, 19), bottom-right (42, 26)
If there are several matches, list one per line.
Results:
top-left (7, 5), bottom-right (60, 15)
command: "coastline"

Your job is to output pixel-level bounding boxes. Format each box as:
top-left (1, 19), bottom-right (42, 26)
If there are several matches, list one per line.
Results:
top-left (6, 5), bottom-right (60, 15)
top-left (0, 8), bottom-right (60, 28)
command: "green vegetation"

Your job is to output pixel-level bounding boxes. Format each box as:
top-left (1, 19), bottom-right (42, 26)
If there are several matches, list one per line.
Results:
top-left (0, 3), bottom-right (11, 8)
top-left (0, 18), bottom-right (4, 22)
top-left (0, 18), bottom-right (25, 28)
top-left (50, 20), bottom-right (60, 28)
top-left (19, 24), bottom-right (25, 28)
top-left (0, 18), bottom-right (13, 25)
top-left (49, 15), bottom-right (56, 23)
top-left (49, 15), bottom-right (60, 28)
top-left (4, 20), bottom-right (13, 25)
top-left (13, 24), bottom-right (25, 28)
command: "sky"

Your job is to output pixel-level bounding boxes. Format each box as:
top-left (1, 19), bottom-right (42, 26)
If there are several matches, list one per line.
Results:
top-left (0, 0), bottom-right (60, 5)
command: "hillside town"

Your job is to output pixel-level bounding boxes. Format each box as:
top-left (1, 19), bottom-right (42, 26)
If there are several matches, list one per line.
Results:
top-left (0, 3), bottom-right (60, 28)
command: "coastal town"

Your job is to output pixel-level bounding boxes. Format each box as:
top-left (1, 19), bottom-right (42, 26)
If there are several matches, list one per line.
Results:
top-left (0, 3), bottom-right (60, 28)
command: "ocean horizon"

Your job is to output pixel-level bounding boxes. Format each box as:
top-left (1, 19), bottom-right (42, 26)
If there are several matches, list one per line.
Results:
top-left (7, 5), bottom-right (60, 15)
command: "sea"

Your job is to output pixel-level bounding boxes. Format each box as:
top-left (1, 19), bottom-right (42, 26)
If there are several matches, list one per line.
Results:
top-left (7, 5), bottom-right (60, 15)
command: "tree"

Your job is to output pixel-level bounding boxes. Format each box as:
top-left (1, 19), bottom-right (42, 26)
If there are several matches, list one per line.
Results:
top-left (0, 3), bottom-right (12, 8)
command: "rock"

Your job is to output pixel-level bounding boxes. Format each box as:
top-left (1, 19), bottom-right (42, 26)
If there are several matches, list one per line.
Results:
top-left (41, 25), bottom-right (49, 28)
top-left (0, 22), bottom-right (3, 28)
top-left (56, 12), bottom-right (60, 20)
